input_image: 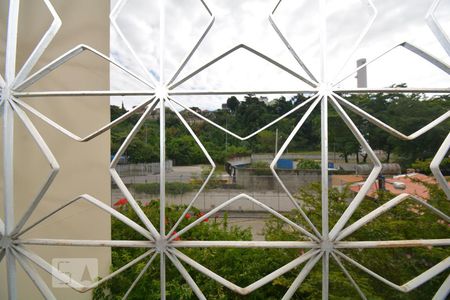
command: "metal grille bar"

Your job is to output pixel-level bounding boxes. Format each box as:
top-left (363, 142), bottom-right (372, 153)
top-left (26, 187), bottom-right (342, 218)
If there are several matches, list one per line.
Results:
top-left (0, 0), bottom-right (449, 299)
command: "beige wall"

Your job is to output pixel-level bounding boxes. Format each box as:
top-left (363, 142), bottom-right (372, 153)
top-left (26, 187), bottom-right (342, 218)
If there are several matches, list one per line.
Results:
top-left (1, 1), bottom-right (110, 299)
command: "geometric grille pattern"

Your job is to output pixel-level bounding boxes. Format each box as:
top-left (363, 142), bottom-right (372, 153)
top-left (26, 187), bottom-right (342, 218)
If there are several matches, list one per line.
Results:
top-left (0, 0), bottom-right (449, 299)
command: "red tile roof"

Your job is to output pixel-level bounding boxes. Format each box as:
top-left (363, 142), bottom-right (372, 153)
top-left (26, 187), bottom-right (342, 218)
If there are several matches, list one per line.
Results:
top-left (332, 175), bottom-right (366, 186)
top-left (348, 173), bottom-right (444, 200)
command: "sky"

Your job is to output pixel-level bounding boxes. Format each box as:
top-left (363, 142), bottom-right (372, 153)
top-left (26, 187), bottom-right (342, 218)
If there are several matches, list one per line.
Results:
top-left (110, 0), bottom-right (450, 111)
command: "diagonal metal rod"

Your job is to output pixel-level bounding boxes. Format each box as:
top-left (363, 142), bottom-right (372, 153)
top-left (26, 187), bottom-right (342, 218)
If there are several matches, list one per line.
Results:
top-left (110, 99), bottom-right (160, 238)
top-left (432, 273), bottom-right (450, 300)
top-left (331, 0), bottom-right (377, 83)
top-left (12, 0), bottom-right (61, 88)
top-left (13, 96), bottom-right (157, 142)
top-left (169, 94), bottom-right (318, 141)
top-left (14, 44), bottom-right (153, 92)
top-left (331, 251), bottom-right (367, 300)
top-left (12, 247), bottom-right (57, 300)
top-left (335, 194), bottom-right (449, 242)
top-left (166, 98), bottom-right (216, 237)
top-left (122, 252), bottom-right (159, 300)
top-left (169, 44), bottom-right (318, 90)
top-left (334, 250), bottom-right (450, 293)
top-left (430, 133), bottom-right (450, 199)
top-left (270, 94), bottom-right (322, 238)
top-left (110, 0), bottom-right (157, 87)
top-left (15, 245), bottom-right (155, 293)
top-left (166, 250), bottom-right (207, 300)
top-left (426, 0), bottom-right (450, 57)
top-left (328, 95), bottom-right (382, 241)
top-left (169, 193), bottom-right (320, 242)
top-left (14, 194), bottom-right (153, 241)
top-left (332, 92), bottom-right (450, 141)
top-left (9, 101), bottom-right (60, 237)
top-left (0, 249), bottom-right (6, 263)
top-left (170, 248), bottom-right (320, 295)
top-left (269, 12), bottom-right (318, 83)
top-left (166, 14), bottom-right (215, 86)
top-left (282, 252), bottom-right (323, 300)
top-left (334, 42), bottom-right (449, 87)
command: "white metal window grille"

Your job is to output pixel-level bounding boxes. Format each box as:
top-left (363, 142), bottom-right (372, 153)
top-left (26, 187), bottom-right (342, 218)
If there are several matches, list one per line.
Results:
top-left (0, 0), bottom-right (449, 299)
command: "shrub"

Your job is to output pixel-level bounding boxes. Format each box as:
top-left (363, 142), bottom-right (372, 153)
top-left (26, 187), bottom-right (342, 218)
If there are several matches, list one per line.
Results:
top-left (130, 182), bottom-right (194, 195)
top-left (411, 158), bottom-right (450, 175)
top-left (95, 183), bottom-right (449, 299)
top-left (296, 159), bottom-right (320, 170)
top-left (249, 161), bottom-right (272, 175)
top-left (93, 201), bottom-right (297, 299)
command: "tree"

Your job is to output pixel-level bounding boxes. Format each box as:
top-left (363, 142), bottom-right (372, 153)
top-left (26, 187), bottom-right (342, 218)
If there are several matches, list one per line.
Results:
top-left (167, 136), bottom-right (206, 165)
top-left (226, 96), bottom-right (240, 113)
top-left (265, 183), bottom-right (449, 300)
top-left (127, 139), bottom-right (159, 163)
top-left (93, 201), bottom-right (296, 299)
top-left (329, 107), bottom-right (360, 163)
top-left (110, 90), bottom-right (449, 167)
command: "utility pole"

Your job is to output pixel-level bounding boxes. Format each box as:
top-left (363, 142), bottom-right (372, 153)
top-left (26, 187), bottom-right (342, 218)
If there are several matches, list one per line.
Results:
top-left (225, 113), bottom-right (228, 154)
top-left (275, 128), bottom-right (278, 155)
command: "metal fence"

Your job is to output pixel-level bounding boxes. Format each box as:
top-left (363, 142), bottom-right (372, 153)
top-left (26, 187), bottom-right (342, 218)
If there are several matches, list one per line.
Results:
top-left (116, 161), bottom-right (173, 177)
top-left (1, 0), bottom-right (449, 299)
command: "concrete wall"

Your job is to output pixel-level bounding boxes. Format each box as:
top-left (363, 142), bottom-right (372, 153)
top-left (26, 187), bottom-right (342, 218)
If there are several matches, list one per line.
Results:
top-left (0, 1), bottom-right (110, 299)
top-left (115, 188), bottom-right (298, 212)
top-left (236, 168), bottom-right (328, 194)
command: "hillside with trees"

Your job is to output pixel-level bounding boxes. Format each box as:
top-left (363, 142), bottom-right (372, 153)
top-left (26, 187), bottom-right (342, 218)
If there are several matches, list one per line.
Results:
top-left (111, 88), bottom-right (449, 168)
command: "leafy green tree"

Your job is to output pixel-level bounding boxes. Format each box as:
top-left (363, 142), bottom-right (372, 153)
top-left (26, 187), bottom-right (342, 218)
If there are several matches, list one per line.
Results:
top-left (226, 96), bottom-right (240, 113)
top-left (329, 108), bottom-right (360, 163)
top-left (111, 90), bottom-right (449, 167)
top-left (127, 139), bottom-right (159, 163)
top-left (255, 130), bottom-right (275, 153)
top-left (167, 136), bottom-right (206, 165)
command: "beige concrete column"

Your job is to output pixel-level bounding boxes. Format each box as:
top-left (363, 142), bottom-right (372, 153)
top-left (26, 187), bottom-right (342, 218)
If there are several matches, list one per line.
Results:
top-left (0, 1), bottom-right (111, 299)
